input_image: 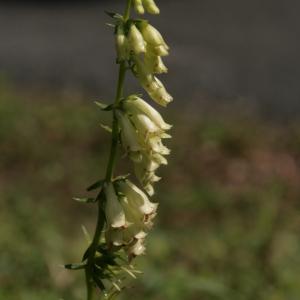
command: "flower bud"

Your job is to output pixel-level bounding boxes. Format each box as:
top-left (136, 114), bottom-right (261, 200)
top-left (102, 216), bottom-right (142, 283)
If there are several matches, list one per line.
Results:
top-left (132, 147), bottom-right (170, 195)
top-left (104, 183), bottom-right (126, 229)
top-left (134, 56), bottom-right (152, 80)
top-left (154, 56), bottom-right (168, 74)
top-left (140, 23), bottom-right (169, 51)
top-left (134, 59), bottom-right (172, 106)
top-left (148, 173), bottom-right (161, 183)
top-left (161, 133), bottom-right (172, 139)
top-left (152, 45), bottom-right (169, 57)
top-left (144, 184), bottom-right (155, 196)
top-left (124, 96), bottom-right (172, 130)
top-left (130, 113), bottom-right (160, 139)
top-left (117, 180), bottom-right (158, 215)
top-left (116, 111), bottom-right (141, 153)
top-left (134, 154), bottom-right (159, 181)
top-left (133, 0), bottom-right (145, 14)
top-left (148, 136), bottom-right (171, 155)
top-left (145, 52), bottom-right (168, 74)
top-left (142, 0), bottom-right (160, 14)
top-left (115, 25), bottom-right (128, 61)
top-left (128, 24), bottom-right (146, 55)
top-left (152, 152), bottom-right (168, 165)
top-left (148, 77), bottom-right (173, 107)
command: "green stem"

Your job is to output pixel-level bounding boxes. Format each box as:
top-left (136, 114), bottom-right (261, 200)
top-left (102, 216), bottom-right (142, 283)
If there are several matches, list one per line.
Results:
top-left (105, 0), bottom-right (133, 181)
top-left (105, 0), bottom-right (132, 181)
top-left (86, 200), bottom-right (105, 300)
top-left (105, 62), bottom-right (127, 181)
top-left (124, 0), bottom-right (132, 21)
top-left (85, 1), bottom-right (132, 299)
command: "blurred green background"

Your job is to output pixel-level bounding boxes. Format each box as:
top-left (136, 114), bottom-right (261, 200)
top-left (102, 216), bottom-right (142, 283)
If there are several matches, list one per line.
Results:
top-left (1, 79), bottom-right (300, 300)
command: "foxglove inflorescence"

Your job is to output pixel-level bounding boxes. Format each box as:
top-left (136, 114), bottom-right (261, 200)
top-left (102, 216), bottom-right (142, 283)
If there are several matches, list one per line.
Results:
top-left (66, 0), bottom-right (173, 298)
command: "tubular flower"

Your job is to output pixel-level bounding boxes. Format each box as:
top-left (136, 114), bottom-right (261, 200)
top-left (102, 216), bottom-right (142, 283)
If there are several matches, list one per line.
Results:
top-left (133, 0), bottom-right (160, 15)
top-left (146, 77), bottom-right (173, 107)
top-left (139, 22), bottom-right (169, 56)
top-left (104, 182), bottom-right (126, 229)
top-left (128, 24), bottom-right (146, 55)
top-left (134, 57), bottom-right (173, 106)
top-left (105, 180), bottom-right (158, 258)
top-left (142, 0), bottom-right (160, 15)
top-left (133, 0), bottom-right (145, 14)
top-left (123, 95), bottom-right (172, 131)
top-left (145, 49), bottom-right (168, 74)
top-left (116, 95), bottom-right (171, 194)
top-left (115, 24), bottom-right (129, 62)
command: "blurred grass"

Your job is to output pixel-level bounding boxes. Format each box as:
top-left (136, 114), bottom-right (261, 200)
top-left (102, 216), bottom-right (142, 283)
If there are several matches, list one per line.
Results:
top-left (1, 80), bottom-right (300, 300)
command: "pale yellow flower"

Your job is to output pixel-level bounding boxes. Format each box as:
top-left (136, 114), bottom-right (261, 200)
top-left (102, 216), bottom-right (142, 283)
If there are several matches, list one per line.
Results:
top-left (128, 24), bottom-right (146, 55)
top-left (104, 183), bottom-right (126, 229)
top-left (142, 0), bottom-right (160, 15)
top-left (140, 23), bottom-right (169, 55)
top-left (123, 95), bottom-right (172, 130)
top-left (115, 25), bottom-right (128, 61)
top-left (133, 0), bottom-right (145, 14)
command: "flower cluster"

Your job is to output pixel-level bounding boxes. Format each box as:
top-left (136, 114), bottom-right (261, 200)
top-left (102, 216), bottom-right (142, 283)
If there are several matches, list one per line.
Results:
top-left (116, 21), bottom-right (173, 107)
top-left (104, 180), bottom-right (158, 259)
top-left (117, 95), bottom-right (171, 195)
top-left (67, 1), bottom-right (173, 297)
top-left (105, 1), bottom-right (173, 262)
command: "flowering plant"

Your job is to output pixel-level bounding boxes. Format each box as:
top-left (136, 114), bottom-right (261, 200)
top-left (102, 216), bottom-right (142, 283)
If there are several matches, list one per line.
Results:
top-left (65, 0), bottom-right (173, 298)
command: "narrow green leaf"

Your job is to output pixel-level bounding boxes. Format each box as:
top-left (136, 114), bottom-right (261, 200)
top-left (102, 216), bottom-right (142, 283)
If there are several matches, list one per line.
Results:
top-left (100, 124), bottom-right (112, 133)
top-left (105, 11), bottom-right (123, 19)
top-left (112, 282), bottom-right (122, 292)
top-left (121, 266), bottom-right (137, 279)
top-left (92, 274), bottom-right (106, 290)
top-left (82, 247), bottom-right (90, 262)
top-left (73, 197), bottom-right (95, 203)
top-left (94, 101), bottom-right (108, 109)
top-left (94, 101), bottom-right (114, 111)
top-left (81, 225), bottom-right (92, 244)
top-left (106, 23), bottom-right (116, 28)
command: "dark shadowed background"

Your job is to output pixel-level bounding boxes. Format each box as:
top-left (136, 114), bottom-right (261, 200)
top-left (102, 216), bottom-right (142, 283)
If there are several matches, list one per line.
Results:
top-left (1, 0), bottom-right (300, 117)
top-left (1, 1), bottom-right (300, 300)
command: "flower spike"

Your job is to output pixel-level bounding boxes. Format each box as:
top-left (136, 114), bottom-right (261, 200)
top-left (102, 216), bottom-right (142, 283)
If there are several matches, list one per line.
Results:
top-left (68, 0), bottom-right (174, 298)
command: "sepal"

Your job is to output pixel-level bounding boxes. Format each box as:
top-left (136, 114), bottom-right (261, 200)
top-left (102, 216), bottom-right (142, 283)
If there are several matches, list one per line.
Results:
top-left (95, 101), bottom-right (114, 111)
top-left (86, 179), bottom-right (105, 191)
top-left (64, 262), bottom-right (87, 270)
